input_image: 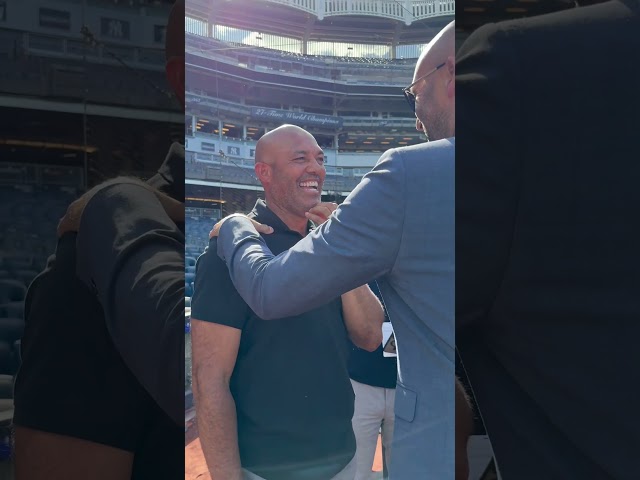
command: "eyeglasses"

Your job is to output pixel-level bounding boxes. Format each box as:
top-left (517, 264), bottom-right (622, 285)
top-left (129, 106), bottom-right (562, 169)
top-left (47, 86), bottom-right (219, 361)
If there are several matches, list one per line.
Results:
top-left (402, 62), bottom-right (446, 113)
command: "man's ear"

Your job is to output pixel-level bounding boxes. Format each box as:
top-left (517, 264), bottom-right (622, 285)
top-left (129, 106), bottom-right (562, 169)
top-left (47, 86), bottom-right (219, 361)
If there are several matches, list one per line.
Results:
top-left (445, 55), bottom-right (455, 99)
top-left (255, 162), bottom-right (271, 184)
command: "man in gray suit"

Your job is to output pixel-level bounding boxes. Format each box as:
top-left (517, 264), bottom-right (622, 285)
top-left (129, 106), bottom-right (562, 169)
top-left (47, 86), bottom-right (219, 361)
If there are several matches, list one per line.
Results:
top-left (211, 22), bottom-right (456, 479)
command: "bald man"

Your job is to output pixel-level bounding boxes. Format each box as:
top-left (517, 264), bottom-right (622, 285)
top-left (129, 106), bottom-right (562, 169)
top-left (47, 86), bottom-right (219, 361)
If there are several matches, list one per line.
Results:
top-left (209, 22), bottom-right (455, 479)
top-left (404, 21), bottom-right (455, 142)
top-left (404, 21), bottom-right (473, 480)
top-left (190, 124), bottom-right (384, 480)
top-left (13, 1), bottom-right (185, 479)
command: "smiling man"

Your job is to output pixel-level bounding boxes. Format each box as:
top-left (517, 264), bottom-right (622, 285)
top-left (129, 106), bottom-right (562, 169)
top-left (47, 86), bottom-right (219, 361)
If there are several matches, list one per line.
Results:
top-left (190, 124), bottom-right (384, 480)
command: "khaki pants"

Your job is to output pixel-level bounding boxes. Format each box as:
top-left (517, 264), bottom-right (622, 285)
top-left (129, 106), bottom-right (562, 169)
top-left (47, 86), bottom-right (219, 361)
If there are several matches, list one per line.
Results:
top-left (350, 379), bottom-right (395, 480)
top-left (242, 454), bottom-right (357, 480)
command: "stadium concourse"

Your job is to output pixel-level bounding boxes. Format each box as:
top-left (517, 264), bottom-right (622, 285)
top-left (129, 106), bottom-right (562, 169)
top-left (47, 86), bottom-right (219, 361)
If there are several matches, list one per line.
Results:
top-left (183, 0), bottom-right (455, 478)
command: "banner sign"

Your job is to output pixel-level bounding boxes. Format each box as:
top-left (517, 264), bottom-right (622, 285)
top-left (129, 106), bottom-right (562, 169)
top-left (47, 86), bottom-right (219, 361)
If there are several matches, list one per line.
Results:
top-left (250, 107), bottom-right (343, 129)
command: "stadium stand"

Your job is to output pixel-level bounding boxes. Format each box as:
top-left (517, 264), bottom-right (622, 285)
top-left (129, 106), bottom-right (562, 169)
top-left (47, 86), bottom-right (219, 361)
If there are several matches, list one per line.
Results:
top-left (0, 183), bottom-right (80, 381)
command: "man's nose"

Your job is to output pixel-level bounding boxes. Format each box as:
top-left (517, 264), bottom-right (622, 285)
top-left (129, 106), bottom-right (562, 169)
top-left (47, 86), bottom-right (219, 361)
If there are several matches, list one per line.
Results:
top-left (306, 159), bottom-right (323, 174)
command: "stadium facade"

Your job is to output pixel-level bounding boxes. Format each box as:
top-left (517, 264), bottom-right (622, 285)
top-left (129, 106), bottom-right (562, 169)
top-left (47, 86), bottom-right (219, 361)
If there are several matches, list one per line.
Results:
top-left (184, 0), bottom-right (455, 255)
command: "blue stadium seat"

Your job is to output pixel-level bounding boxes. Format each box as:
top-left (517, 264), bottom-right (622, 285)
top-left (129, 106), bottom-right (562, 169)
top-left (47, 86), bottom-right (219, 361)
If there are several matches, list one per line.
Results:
top-left (1, 302), bottom-right (24, 320)
top-left (0, 317), bottom-right (23, 376)
top-left (14, 270), bottom-right (39, 288)
top-left (0, 280), bottom-right (26, 304)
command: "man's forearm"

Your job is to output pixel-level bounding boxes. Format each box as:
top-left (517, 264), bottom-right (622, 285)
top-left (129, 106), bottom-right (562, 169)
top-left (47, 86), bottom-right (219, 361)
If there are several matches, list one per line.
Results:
top-left (194, 380), bottom-right (243, 480)
top-left (341, 285), bottom-right (384, 351)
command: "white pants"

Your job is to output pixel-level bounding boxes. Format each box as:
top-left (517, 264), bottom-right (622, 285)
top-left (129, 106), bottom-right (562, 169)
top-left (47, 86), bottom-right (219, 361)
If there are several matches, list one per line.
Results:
top-left (350, 379), bottom-right (396, 480)
top-left (242, 454), bottom-right (357, 480)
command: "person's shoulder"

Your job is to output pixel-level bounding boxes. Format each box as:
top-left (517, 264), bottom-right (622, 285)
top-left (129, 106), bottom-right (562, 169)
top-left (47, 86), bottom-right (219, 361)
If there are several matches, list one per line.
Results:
top-left (399, 138), bottom-right (454, 155)
top-left (390, 138), bottom-right (454, 167)
top-left (460, 0), bottom-right (636, 57)
top-left (365, 140), bottom-right (453, 185)
top-left (192, 237), bottom-right (252, 323)
top-left (195, 239), bottom-right (227, 274)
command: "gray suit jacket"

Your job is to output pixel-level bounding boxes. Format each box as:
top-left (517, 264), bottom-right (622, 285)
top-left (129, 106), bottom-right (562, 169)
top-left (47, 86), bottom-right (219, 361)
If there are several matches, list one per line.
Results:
top-left (217, 138), bottom-right (455, 479)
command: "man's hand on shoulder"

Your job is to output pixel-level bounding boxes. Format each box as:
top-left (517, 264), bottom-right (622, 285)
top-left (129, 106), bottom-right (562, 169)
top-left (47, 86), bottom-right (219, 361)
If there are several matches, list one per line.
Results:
top-left (57, 178), bottom-right (184, 237)
top-left (209, 214), bottom-right (273, 239)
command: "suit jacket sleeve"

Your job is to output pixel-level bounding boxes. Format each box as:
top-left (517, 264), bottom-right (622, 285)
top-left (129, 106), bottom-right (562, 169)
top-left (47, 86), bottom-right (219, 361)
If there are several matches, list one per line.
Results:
top-left (75, 181), bottom-right (184, 425)
top-left (455, 23), bottom-right (524, 331)
top-left (217, 148), bottom-right (407, 320)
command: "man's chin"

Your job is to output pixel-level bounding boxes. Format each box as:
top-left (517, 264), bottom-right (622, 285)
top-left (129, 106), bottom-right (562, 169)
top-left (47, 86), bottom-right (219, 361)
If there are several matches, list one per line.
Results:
top-left (303, 192), bottom-right (322, 203)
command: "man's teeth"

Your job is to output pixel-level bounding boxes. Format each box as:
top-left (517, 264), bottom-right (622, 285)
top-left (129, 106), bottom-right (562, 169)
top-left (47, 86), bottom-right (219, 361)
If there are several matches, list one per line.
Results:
top-left (300, 181), bottom-right (318, 189)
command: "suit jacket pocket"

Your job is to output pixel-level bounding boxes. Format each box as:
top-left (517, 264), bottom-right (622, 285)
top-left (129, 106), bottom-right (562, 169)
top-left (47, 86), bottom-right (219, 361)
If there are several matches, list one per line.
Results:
top-left (394, 382), bottom-right (418, 423)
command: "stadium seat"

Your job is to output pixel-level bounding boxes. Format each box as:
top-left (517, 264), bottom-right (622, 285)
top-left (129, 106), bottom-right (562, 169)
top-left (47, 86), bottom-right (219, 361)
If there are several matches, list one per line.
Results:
top-left (0, 337), bottom-right (16, 376)
top-left (0, 280), bottom-right (27, 304)
top-left (2, 302), bottom-right (24, 320)
top-left (0, 376), bottom-right (13, 400)
top-left (14, 269), bottom-right (39, 288)
top-left (0, 318), bottom-right (24, 345)
top-left (2, 257), bottom-right (32, 271)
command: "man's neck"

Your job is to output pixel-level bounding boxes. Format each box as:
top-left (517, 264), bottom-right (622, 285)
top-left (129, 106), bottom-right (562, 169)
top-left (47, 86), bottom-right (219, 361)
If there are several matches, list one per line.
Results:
top-left (264, 198), bottom-right (307, 236)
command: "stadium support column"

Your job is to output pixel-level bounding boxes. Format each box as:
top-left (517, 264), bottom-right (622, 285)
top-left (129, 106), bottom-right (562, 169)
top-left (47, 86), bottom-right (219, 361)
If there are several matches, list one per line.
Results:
top-left (403, 0), bottom-right (412, 25)
top-left (243, 125), bottom-right (247, 140)
top-left (218, 120), bottom-right (223, 141)
top-left (391, 17), bottom-right (401, 60)
top-left (302, 16), bottom-right (314, 55)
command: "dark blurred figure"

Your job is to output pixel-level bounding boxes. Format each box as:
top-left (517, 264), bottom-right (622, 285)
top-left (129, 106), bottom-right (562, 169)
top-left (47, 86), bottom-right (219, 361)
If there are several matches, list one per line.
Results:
top-left (456, 1), bottom-right (640, 479)
top-left (12, 1), bottom-right (185, 479)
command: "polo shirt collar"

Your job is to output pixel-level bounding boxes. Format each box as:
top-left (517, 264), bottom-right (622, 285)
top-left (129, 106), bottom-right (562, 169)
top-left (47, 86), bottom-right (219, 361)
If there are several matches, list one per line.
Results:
top-left (146, 142), bottom-right (185, 202)
top-left (250, 199), bottom-right (316, 236)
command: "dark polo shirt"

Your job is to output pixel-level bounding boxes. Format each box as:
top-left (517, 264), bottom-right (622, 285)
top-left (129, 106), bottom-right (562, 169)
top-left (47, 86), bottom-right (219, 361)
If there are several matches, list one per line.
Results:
top-left (348, 282), bottom-right (397, 389)
top-left (191, 199), bottom-right (356, 480)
